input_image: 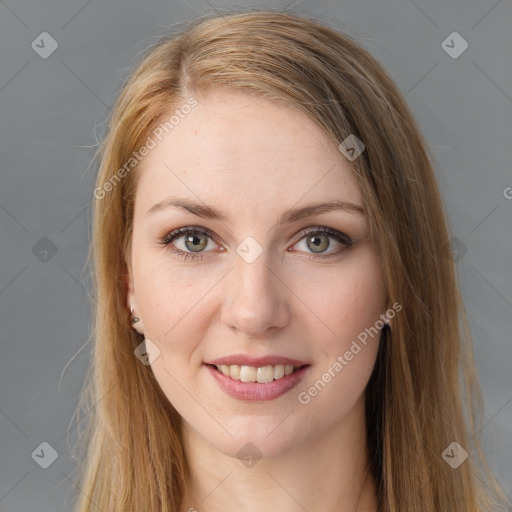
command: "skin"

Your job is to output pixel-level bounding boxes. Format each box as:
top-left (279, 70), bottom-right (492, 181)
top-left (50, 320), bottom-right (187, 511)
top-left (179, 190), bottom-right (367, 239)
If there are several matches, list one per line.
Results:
top-left (126, 90), bottom-right (388, 512)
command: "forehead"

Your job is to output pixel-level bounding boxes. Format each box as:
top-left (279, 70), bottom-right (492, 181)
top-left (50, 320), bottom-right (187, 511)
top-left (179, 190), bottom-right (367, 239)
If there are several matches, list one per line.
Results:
top-left (134, 90), bottom-right (362, 217)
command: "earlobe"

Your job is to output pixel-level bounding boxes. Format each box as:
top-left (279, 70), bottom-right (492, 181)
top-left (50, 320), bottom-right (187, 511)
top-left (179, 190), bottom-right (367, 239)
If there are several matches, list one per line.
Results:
top-left (124, 259), bottom-right (144, 335)
top-left (130, 306), bottom-right (140, 324)
top-left (129, 300), bottom-right (145, 335)
top-left (130, 305), bottom-right (145, 335)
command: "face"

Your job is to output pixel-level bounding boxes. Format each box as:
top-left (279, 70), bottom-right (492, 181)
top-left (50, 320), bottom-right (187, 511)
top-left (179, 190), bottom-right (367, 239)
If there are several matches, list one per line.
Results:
top-left (126, 89), bottom-right (388, 459)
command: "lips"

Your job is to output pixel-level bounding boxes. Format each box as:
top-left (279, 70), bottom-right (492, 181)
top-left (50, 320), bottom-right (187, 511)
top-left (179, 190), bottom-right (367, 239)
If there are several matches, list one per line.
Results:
top-left (205, 363), bottom-right (311, 401)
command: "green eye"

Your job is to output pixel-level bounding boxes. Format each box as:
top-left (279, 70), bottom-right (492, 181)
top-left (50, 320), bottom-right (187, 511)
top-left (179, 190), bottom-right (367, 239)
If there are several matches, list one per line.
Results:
top-left (161, 226), bottom-right (353, 261)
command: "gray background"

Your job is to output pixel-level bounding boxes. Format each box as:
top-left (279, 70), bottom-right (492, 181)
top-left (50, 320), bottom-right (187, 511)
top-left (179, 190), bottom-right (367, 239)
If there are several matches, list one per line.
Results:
top-left (0, 0), bottom-right (511, 510)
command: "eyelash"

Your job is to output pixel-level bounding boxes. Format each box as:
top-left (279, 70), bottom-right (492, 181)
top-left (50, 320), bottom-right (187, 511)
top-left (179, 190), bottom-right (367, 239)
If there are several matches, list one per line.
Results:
top-left (159, 226), bottom-right (354, 261)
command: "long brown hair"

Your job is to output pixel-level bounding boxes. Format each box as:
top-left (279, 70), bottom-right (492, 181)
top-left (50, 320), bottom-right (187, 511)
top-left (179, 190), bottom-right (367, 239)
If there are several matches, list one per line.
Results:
top-left (72, 9), bottom-right (510, 511)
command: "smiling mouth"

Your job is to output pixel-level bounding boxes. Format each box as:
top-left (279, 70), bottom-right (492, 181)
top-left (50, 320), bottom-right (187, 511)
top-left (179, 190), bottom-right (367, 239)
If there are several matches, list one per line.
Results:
top-left (206, 363), bottom-right (309, 384)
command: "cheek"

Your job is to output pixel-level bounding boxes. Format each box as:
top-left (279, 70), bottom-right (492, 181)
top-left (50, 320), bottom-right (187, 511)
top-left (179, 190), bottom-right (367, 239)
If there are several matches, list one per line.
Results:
top-left (133, 253), bottom-right (207, 347)
top-left (296, 248), bottom-right (386, 349)
top-left (296, 253), bottom-right (385, 416)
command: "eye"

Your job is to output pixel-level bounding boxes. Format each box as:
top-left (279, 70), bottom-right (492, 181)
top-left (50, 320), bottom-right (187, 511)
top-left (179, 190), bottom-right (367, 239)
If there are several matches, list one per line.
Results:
top-left (160, 226), bottom-right (220, 261)
top-left (159, 226), bottom-right (353, 261)
top-left (290, 227), bottom-right (353, 259)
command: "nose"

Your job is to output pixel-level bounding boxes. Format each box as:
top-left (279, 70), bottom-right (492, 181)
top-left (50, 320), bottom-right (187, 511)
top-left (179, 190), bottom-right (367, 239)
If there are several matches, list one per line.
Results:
top-left (220, 247), bottom-right (290, 337)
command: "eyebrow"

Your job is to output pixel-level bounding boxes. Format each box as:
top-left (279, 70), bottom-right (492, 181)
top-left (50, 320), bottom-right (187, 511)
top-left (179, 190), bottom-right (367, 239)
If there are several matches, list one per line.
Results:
top-left (146, 197), bottom-right (365, 224)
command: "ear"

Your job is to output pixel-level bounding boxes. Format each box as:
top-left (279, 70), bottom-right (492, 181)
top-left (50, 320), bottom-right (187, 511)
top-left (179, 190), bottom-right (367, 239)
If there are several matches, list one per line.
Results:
top-left (124, 251), bottom-right (145, 336)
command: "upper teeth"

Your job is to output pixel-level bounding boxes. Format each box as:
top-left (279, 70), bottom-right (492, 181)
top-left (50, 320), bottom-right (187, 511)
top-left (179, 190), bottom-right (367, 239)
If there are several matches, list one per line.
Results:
top-left (215, 364), bottom-right (297, 383)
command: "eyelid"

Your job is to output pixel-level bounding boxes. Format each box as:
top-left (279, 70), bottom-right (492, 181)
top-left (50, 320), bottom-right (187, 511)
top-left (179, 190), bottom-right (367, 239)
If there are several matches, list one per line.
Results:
top-left (160, 225), bottom-right (217, 244)
top-left (292, 226), bottom-right (353, 247)
top-left (159, 225), bottom-right (354, 261)
top-left (160, 225), bottom-right (352, 247)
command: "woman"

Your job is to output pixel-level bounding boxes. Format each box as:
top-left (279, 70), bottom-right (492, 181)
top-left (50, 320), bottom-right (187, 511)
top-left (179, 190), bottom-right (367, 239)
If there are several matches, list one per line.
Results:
top-left (73, 10), bottom-right (510, 512)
